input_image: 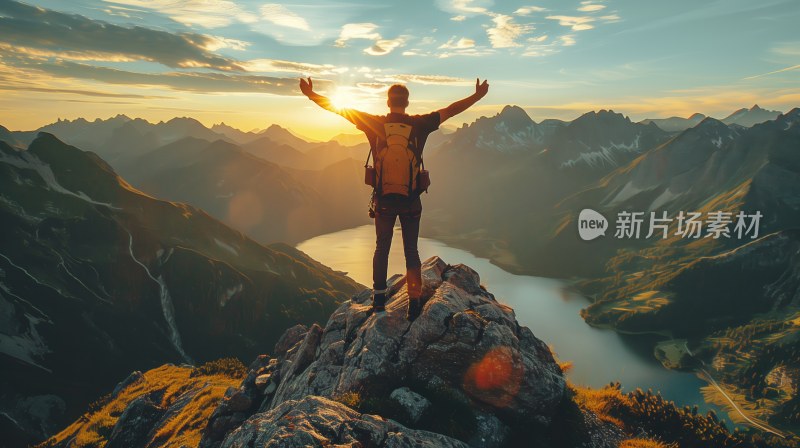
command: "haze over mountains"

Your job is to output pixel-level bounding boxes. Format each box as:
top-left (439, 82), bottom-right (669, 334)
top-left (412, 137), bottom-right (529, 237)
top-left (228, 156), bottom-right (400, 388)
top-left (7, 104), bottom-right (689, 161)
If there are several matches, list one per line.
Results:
top-left (2, 103), bottom-right (790, 266)
top-left (2, 104), bottom-right (779, 247)
top-left (641, 104), bottom-right (782, 132)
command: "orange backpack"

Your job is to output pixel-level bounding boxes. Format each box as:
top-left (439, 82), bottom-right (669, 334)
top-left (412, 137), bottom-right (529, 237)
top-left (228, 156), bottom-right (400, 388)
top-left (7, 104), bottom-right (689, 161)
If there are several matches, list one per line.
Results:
top-left (364, 122), bottom-right (429, 197)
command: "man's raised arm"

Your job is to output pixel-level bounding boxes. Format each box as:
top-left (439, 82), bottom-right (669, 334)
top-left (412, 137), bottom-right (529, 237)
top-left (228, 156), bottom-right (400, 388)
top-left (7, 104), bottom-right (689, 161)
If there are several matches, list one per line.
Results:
top-left (437, 78), bottom-right (489, 124)
top-left (299, 77), bottom-right (338, 113)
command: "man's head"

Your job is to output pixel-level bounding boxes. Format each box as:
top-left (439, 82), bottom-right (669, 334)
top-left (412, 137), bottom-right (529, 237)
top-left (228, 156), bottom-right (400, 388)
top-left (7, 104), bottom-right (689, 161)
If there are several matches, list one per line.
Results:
top-left (387, 84), bottom-right (409, 110)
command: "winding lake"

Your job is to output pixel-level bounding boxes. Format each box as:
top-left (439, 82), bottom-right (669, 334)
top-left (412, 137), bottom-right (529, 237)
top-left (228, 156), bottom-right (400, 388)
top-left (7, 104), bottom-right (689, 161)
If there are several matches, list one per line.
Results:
top-left (297, 224), bottom-right (726, 418)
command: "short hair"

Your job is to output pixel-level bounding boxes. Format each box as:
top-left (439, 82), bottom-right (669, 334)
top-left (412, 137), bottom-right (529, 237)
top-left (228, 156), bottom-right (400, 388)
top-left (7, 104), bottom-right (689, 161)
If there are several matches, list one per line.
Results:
top-left (387, 84), bottom-right (409, 108)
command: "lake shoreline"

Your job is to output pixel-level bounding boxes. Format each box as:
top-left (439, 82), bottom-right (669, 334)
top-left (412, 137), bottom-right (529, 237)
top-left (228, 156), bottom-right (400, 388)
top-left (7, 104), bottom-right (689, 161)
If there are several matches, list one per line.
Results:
top-left (297, 224), bottom-right (730, 425)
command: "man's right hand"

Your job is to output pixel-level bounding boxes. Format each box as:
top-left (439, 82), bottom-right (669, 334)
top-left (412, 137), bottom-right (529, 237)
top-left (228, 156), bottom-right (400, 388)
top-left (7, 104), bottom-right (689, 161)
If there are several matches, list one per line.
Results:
top-left (475, 78), bottom-right (489, 99)
top-left (299, 77), bottom-right (314, 97)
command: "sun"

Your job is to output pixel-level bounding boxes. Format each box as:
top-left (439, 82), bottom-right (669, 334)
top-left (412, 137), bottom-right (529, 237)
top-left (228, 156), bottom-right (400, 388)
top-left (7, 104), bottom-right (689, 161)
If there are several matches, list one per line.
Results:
top-left (328, 87), bottom-right (352, 111)
top-left (327, 86), bottom-right (375, 112)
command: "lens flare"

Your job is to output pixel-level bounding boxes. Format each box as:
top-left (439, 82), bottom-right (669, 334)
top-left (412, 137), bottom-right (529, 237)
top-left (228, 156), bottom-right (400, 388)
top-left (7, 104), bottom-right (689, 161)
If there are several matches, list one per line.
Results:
top-left (463, 346), bottom-right (523, 408)
top-left (328, 88), bottom-right (351, 111)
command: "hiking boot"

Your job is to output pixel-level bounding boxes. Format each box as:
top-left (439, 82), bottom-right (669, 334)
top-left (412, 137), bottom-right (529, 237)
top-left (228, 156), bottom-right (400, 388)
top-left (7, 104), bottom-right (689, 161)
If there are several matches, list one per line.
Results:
top-left (406, 298), bottom-right (423, 321)
top-left (370, 290), bottom-right (387, 315)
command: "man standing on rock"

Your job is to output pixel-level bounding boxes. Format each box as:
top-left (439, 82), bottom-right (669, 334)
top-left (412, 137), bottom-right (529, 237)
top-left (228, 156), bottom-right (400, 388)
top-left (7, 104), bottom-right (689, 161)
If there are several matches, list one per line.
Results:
top-left (300, 77), bottom-right (489, 320)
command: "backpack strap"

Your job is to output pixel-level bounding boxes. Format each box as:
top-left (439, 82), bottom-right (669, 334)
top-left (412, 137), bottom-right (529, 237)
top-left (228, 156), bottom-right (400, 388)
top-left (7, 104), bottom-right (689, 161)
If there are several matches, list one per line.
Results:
top-left (364, 147), bottom-right (372, 167)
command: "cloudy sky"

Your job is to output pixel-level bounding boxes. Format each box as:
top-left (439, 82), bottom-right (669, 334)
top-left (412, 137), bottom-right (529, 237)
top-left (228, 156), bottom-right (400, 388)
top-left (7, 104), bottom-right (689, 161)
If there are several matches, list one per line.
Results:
top-left (1, 0), bottom-right (798, 139)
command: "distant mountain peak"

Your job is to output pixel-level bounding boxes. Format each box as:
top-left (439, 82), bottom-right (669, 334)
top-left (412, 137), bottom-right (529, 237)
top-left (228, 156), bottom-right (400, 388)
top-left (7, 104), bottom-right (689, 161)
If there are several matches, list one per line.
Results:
top-left (211, 122), bottom-right (241, 131)
top-left (574, 109), bottom-right (630, 126)
top-left (722, 104), bottom-right (782, 127)
top-left (33, 131), bottom-right (60, 143)
top-left (696, 116), bottom-right (727, 128)
top-left (259, 124), bottom-right (318, 145)
top-left (166, 116), bottom-right (203, 126)
top-left (500, 104), bottom-right (528, 115)
top-left (497, 104), bottom-right (534, 125)
top-left (689, 113), bottom-right (706, 120)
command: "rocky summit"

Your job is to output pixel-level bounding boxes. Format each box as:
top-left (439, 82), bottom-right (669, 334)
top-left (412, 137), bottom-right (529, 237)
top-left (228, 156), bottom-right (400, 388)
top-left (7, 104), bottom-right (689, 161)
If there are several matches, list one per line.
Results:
top-left (41, 255), bottom-right (770, 448)
top-left (201, 256), bottom-right (566, 447)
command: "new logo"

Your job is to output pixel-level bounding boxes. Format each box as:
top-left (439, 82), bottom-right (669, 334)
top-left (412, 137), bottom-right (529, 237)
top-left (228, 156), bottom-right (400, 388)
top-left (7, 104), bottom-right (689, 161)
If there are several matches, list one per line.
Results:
top-left (578, 209), bottom-right (608, 241)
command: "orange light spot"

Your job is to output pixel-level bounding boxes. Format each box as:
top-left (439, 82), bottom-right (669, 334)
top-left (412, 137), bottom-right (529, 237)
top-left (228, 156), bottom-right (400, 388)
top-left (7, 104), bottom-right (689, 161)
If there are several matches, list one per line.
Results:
top-left (463, 346), bottom-right (523, 408)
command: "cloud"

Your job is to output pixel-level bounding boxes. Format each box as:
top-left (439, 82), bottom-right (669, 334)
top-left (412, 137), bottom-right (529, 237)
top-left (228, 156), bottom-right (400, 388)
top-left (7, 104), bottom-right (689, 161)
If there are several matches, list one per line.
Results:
top-left (376, 74), bottom-right (471, 86)
top-left (487, 15), bottom-right (532, 48)
top-left (203, 36), bottom-right (251, 51)
top-left (559, 35), bottom-right (576, 46)
top-left (451, 15), bottom-right (467, 21)
top-left (0, 43), bottom-right (137, 63)
top-left (448, 0), bottom-right (490, 15)
top-left (0, 83), bottom-right (171, 100)
top-left (546, 15), bottom-right (596, 31)
top-left (743, 64), bottom-right (800, 80)
top-left (102, 0), bottom-right (258, 28)
top-left (435, 37), bottom-right (491, 58)
top-left (441, 0), bottom-right (618, 53)
top-left (0, 1), bottom-right (244, 71)
top-left (440, 0), bottom-right (545, 50)
top-left (578, 4), bottom-right (606, 12)
top-left (439, 37), bottom-right (476, 49)
top-left (772, 44), bottom-right (800, 57)
top-left (522, 34), bottom-right (576, 57)
top-left (259, 4), bottom-right (310, 31)
top-left (335, 23), bottom-right (406, 56)
top-left (364, 37), bottom-right (407, 56)
top-left (335, 23), bottom-right (381, 47)
top-left (243, 59), bottom-right (346, 75)
top-left (514, 6), bottom-right (547, 16)
top-left (356, 82), bottom-right (390, 92)
top-left (1, 48), bottom-right (327, 95)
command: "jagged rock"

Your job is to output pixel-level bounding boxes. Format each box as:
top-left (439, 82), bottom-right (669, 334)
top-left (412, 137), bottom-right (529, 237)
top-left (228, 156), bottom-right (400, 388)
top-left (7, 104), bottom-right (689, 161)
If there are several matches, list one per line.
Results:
top-left (468, 413), bottom-right (509, 448)
top-left (254, 374), bottom-right (271, 390)
top-left (201, 255), bottom-right (565, 447)
top-left (219, 396), bottom-right (468, 448)
top-left (332, 257), bottom-right (560, 420)
top-left (105, 396), bottom-right (164, 448)
top-left (273, 324), bottom-right (309, 358)
top-left (390, 386), bottom-right (430, 423)
top-left (579, 408), bottom-right (626, 448)
top-left (225, 389), bottom-right (253, 413)
top-left (204, 358), bottom-right (280, 445)
top-left (111, 371), bottom-right (143, 397)
top-left (241, 355), bottom-right (274, 396)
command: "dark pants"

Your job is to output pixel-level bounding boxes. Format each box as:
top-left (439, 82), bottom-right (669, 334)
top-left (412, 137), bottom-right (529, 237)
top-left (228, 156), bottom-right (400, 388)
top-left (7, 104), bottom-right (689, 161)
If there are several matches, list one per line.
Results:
top-left (373, 196), bottom-right (422, 299)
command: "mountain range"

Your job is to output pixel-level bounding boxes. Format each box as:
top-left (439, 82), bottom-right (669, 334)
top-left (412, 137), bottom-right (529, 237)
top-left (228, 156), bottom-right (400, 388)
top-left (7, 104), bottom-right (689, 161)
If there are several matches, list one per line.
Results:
top-left (3, 103), bottom-right (799, 444)
top-left (640, 105), bottom-right (782, 132)
top-left (0, 134), bottom-right (361, 445)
